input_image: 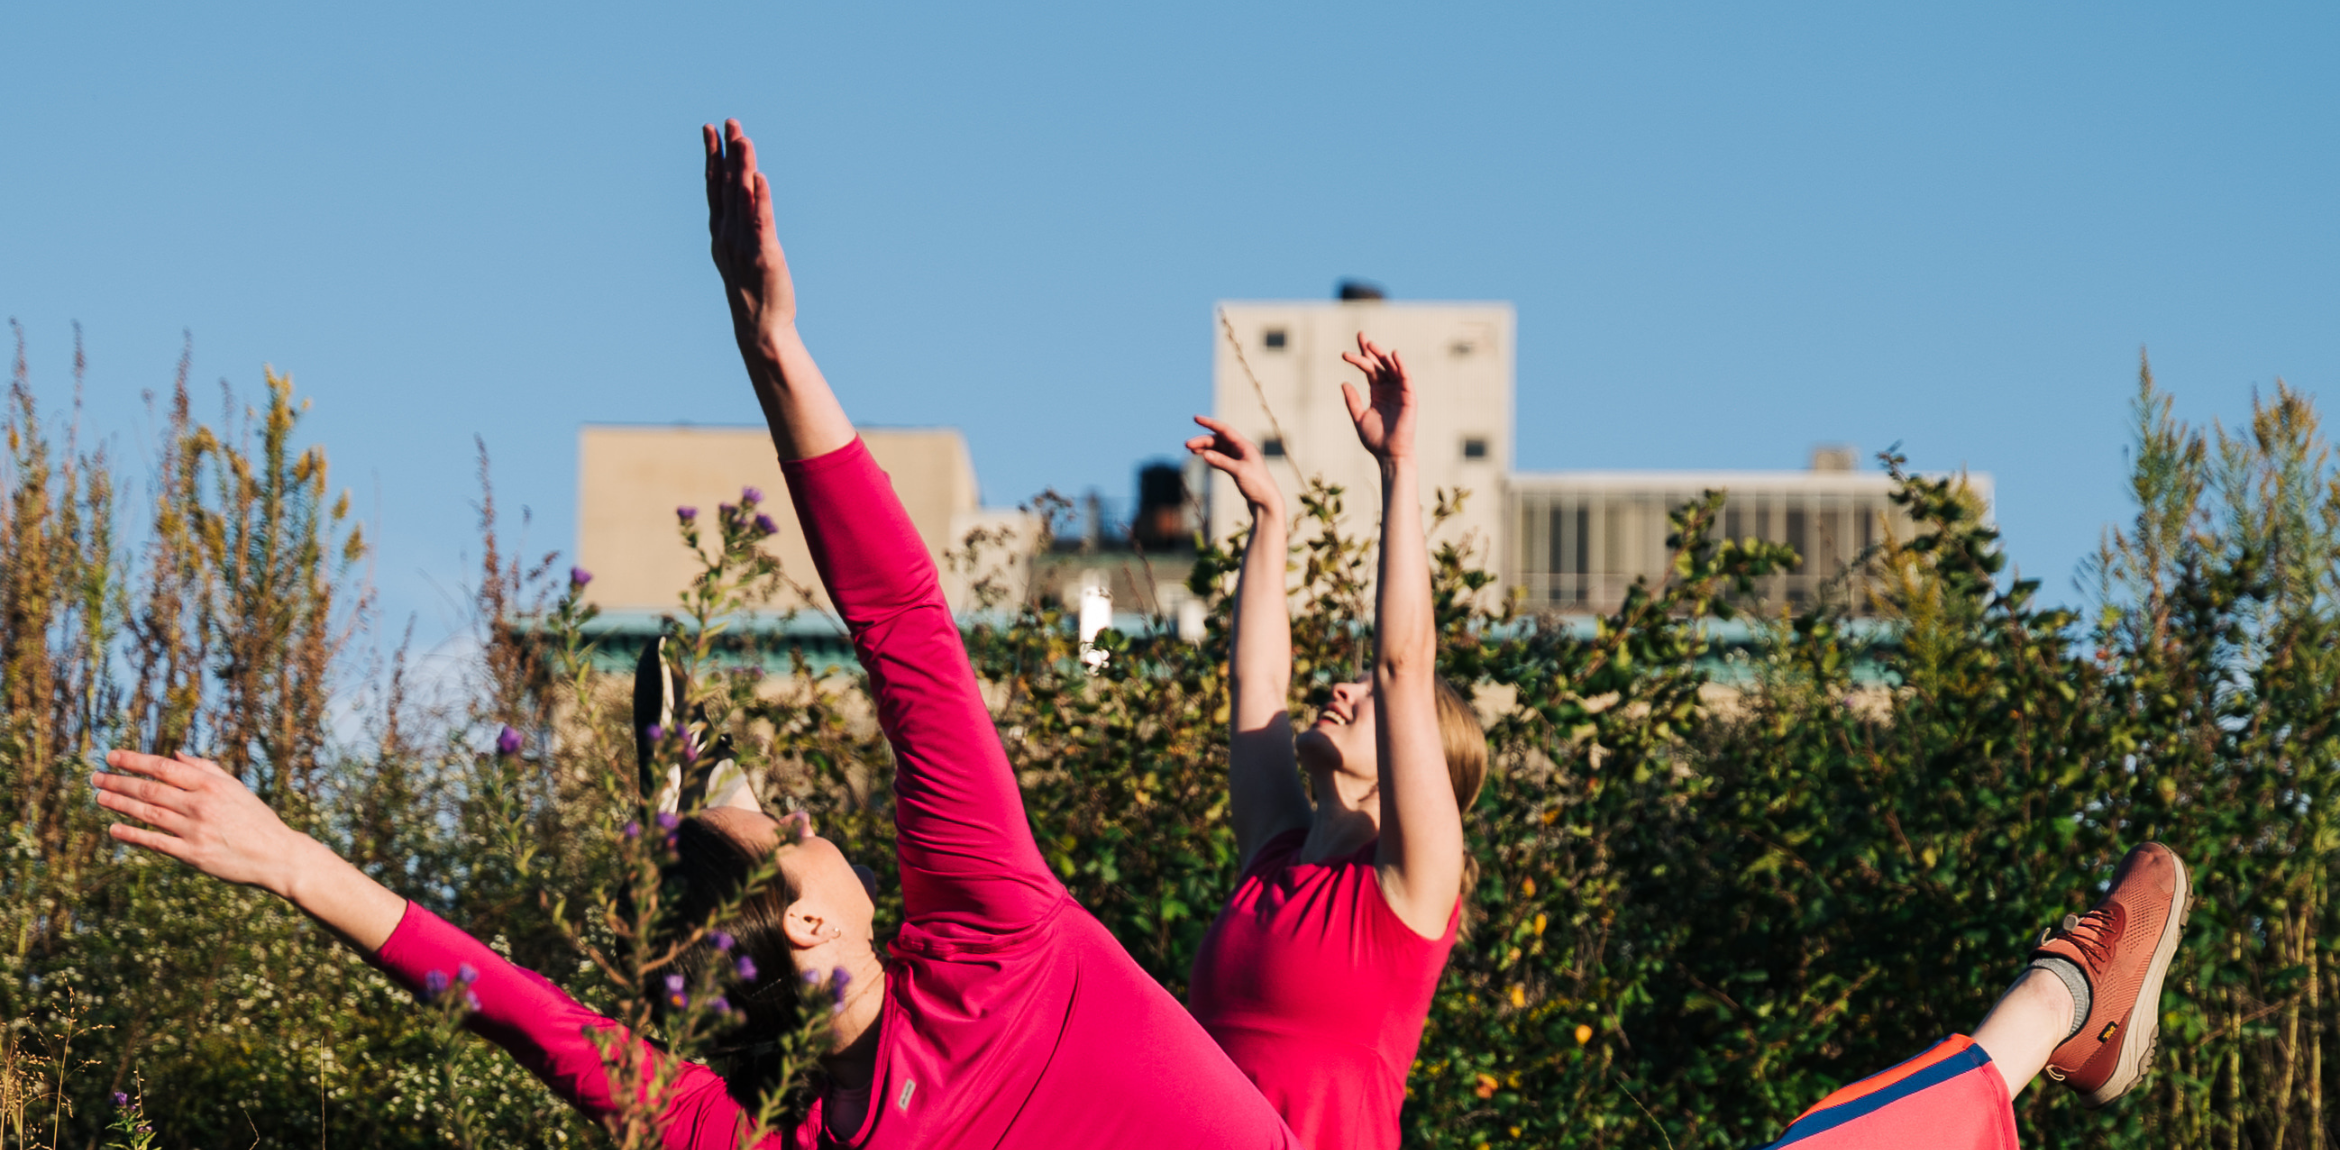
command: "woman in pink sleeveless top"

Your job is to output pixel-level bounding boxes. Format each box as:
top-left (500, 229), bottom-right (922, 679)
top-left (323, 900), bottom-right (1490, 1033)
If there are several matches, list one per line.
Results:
top-left (1182, 340), bottom-right (1489, 1150)
top-left (91, 119), bottom-right (1297, 1150)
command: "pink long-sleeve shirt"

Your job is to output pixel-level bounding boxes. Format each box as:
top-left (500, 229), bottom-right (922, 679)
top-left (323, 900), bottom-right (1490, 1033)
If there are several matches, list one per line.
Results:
top-left (376, 437), bottom-right (1297, 1150)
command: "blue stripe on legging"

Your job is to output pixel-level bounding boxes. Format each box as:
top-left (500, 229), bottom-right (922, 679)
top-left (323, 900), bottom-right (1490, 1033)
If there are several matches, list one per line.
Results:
top-left (1752, 1040), bottom-right (1995, 1149)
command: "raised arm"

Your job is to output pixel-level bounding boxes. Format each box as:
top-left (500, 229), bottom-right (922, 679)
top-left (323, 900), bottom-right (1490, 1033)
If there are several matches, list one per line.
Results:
top-left (92, 751), bottom-right (775, 1150)
top-left (1186, 417), bottom-right (1312, 868)
top-left (1339, 337), bottom-right (1466, 939)
top-left (708, 121), bottom-right (1059, 933)
top-left (95, 750), bottom-right (405, 950)
top-left (705, 119), bottom-right (853, 465)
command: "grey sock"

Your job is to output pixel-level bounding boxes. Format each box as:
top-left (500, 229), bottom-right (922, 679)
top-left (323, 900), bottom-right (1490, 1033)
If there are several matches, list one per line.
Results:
top-left (2026, 955), bottom-right (2093, 1040)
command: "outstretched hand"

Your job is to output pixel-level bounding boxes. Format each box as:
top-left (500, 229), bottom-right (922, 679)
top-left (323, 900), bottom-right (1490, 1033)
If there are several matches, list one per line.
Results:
top-left (1339, 334), bottom-right (1413, 461)
top-left (95, 750), bottom-right (307, 897)
top-left (1186, 415), bottom-right (1283, 519)
top-left (705, 119), bottom-right (798, 350)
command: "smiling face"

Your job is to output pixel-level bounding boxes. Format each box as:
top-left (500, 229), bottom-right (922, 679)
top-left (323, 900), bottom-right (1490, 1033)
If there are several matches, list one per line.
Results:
top-left (1295, 676), bottom-right (1378, 783)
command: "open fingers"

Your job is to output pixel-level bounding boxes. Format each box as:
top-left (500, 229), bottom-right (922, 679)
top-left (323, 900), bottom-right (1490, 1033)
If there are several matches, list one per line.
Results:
top-left (727, 120), bottom-right (759, 204)
top-left (704, 124), bottom-right (724, 234)
top-left (104, 749), bottom-right (212, 790)
top-left (1190, 416), bottom-right (1255, 453)
top-left (1188, 447), bottom-right (1240, 473)
top-left (94, 783), bottom-right (191, 837)
top-left (108, 821), bottom-right (195, 862)
top-left (1340, 381), bottom-right (1368, 423)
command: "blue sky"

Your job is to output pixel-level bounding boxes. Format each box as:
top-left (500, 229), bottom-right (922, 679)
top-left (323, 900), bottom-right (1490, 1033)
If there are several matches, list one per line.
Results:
top-left (5, 2), bottom-right (2336, 648)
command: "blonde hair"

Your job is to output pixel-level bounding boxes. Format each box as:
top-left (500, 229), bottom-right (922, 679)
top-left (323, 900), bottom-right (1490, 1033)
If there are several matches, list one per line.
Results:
top-left (1434, 677), bottom-right (1489, 814)
top-left (1435, 677), bottom-right (1489, 937)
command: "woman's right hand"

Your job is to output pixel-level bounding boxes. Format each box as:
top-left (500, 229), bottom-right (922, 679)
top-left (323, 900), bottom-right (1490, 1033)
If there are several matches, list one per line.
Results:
top-left (95, 750), bottom-right (310, 899)
top-left (1186, 415), bottom-right (1284, 521)
top-left (705, 118), bottom-right (799, 351)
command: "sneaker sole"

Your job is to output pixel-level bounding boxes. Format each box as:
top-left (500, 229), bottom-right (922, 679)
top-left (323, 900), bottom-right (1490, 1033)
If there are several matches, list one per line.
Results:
top-left (2081, 845), bottom-right (2192, 1108)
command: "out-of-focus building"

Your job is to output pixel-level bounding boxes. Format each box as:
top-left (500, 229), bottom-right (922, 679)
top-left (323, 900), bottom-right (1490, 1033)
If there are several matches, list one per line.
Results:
top-left (1508, 449), bottom-right (1989, 616)
top-left (1211, 285), bottom-right (1515, 586)
top-left (574, 287), bottom-right (1992, 641)
top-left (575, 425), bottom-right (1032, 618)
top-left (1203, 284), bottom-right (1989, 619)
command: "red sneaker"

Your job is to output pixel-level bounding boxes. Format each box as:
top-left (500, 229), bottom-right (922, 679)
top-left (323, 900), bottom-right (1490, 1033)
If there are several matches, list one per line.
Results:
top-left (2032, 841), bottom-right (2192, 1108)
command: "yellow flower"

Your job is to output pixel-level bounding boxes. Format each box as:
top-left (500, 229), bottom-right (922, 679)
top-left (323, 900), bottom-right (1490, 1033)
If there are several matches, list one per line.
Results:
top-left (1521, 877), bottom-right (1537, 897)
top-left (1508, 984), bottom-right (1526, 1008)
top-left (1532, 913), bottom-right (1547, 936)
top-left (1574, 1023), bottom-right (1594, 1045)
top-left (1473, 1073), bottom-right (1500, 1099)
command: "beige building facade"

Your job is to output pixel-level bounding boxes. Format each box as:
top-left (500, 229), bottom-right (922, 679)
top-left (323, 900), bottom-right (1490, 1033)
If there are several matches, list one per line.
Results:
top-left (1509, 462), bottom-right (1993, 617)
top-left (577, 305), bottom-right (1992, 630)
top-left (575, 425), bottom-right (1020, 615)
top-left (1210, 300), bottom-right (1516, 583)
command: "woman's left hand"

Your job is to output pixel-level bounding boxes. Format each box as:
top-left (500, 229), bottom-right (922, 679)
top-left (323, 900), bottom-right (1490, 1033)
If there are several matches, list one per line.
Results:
top-left (95, 750), bottom-right (309, 898)
top-left (1340, 334), bottom-right (1414, 461)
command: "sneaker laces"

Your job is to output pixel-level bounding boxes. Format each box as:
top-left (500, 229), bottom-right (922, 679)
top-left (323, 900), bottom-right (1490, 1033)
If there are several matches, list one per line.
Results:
top-left (2040, 909), bottom-right (2115, 968)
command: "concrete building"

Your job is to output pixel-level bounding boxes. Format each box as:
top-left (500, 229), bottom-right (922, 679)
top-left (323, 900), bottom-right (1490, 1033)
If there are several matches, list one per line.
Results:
top-left (574, 293), bottom-right (1990, 636)
top-left (1509, 453), bottom-right (1991, 617)
top-left (1210, 295), bottom-right (1515, 584)
top-left (575, 425), bottom-right (1025, 616)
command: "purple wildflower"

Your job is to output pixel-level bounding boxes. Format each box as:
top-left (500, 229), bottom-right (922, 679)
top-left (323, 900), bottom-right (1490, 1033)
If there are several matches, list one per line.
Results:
top-left (656, 810), bottom-right (679, 832)
top-left (424, 969), bottom-right (450, 1001)
top-left (457, 963), bottom-right (479, 985)
top-left (570, 566), bottom-right (593, 587)
top-left (622, 819), bottom-right (641, 839)
top-left (465, 990), bottom-right (482, 1012)
top-left (715, 995), bottom-right (738, 1017)
top-left (495, 725), bottom-right (523, 756)
top-left (735, 955), bottom-right (759, 982)
top-left (741, 485), bottom-right (763, 503)
top-left (719, 502), bottom-right (735, 518)
top-left (664, 972), bottom-right (689, 1009)
top-left (645, 722), bottom-right (664, 742)
top-left (710, 931), bottom-right (735, 953)
top-left (753, 513), bottom-right (778, 537)
top-left (830, 966), bottom-right (853, 1013)
top-left (112, 1091), bottom-right (131, 1109)
top-left (677, 506), bottom-right (698, 524)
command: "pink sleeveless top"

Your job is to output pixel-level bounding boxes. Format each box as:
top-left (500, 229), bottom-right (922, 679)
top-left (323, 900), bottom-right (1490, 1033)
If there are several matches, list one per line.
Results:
top-left (1188, 829), bottom-right (1460, 1150)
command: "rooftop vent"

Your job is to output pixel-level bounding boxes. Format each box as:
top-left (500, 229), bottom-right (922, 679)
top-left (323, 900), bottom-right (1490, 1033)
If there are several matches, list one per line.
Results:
top-left (1809, 445), bottom-right (1858, 472)
top-left (1337, 279), bottom-right (1386, 301)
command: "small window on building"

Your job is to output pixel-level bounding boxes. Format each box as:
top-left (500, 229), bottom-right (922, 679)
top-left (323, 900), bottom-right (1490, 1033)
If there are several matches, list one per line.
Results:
top-left (1262, 437), bottom-right (1286, 458)
top-left (1461, 437), bottom-right (1488, 461)
top-left (1450, 340), bottom-right (1475, 357)
top-left (1263, 328), bottom-right (1288, 350)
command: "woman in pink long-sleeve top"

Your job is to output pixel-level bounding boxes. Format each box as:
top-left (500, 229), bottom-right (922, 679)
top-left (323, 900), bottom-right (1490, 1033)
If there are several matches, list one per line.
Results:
top-left (1180, 342), bottom-right (1488, 1150)
top-left (93, 119), bottom-right (1296, 1150)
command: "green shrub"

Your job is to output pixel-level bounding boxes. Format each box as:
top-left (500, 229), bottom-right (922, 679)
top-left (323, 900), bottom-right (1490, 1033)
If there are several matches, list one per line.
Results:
top-left (7, 335), bottom-right (2339, 1149)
